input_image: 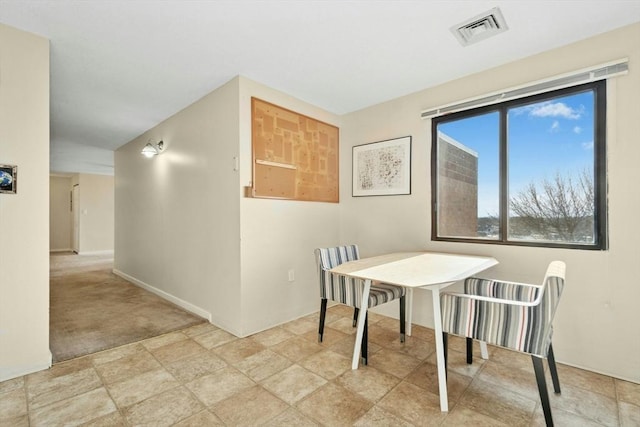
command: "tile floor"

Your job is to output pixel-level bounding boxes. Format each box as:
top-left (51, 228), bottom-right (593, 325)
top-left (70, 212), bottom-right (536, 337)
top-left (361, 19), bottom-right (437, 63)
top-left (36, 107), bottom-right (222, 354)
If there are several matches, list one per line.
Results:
top-left (1, 305), bottom-right (639, 426)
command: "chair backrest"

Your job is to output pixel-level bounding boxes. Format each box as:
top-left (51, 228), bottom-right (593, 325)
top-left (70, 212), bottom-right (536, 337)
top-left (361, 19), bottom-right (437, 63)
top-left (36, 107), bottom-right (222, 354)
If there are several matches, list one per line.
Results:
top-left (314, 245), bottom-right (365, 308)
top-left (462, 260), bottom-right (566, 356)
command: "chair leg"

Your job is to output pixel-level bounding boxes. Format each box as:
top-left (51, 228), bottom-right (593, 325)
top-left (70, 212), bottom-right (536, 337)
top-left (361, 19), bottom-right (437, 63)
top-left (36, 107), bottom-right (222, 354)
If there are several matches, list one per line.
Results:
top-left (532, 355), bottom-right (554, 427)
top-left (442, 332), bottom-right (448, 378)
top-left (399, 295), bottom-right (406, 343)
top-left (318, 299), bottom-right (327, 343)
top-left (353, 307), bottom-right (359, 327)
top-left (361, 312), bottom-right (368, 365)
top-left (547, 343), bottom-right (561, 394)
top-left (466, 337), bottom-right (473, 364)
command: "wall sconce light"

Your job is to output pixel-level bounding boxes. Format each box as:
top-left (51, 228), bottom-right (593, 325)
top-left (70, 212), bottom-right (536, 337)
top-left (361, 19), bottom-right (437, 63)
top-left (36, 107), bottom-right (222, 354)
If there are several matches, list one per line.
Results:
top-left (141, 140), bottom-right (164, 158)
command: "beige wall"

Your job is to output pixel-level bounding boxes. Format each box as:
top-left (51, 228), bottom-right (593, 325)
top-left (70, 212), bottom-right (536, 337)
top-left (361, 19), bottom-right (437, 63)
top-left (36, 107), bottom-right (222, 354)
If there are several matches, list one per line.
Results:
top-left (340, 23), bottom-right (640, 382)
top-left (50, 176), bottom-right (72, 251)
top-left (115, 77), bottom-right (243, 333)
top-left (0, 23), bottom-right (50, 381)
top-left (77, 173), bottom-right (114, 254)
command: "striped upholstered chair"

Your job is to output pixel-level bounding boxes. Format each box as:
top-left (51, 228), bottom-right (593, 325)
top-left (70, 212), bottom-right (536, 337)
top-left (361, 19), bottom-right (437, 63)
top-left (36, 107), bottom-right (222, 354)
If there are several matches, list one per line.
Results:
top-left (314, 245), bottom-right (406, 365)
top-left (441, 261), bottom-right (566, 427)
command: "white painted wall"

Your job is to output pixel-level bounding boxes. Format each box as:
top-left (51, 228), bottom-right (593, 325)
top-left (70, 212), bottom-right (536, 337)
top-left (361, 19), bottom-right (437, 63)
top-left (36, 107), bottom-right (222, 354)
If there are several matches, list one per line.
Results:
top-left (50, 176), bottom-right (72, 252)
top-left (77, 173), bottom-right (114, 254)
top-left (340, 23), bottom-right (640, 383)
top-left (238, 77), bottom-right (341, 335)
top-left (0, 23), bottom-right (50, 381)
top-left (115, 77), bottom-right (243, 334)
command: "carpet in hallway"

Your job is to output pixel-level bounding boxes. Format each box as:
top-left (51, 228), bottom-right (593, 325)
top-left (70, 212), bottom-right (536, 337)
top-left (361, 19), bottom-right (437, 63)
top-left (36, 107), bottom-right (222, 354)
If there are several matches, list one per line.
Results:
top-left (50, 252), bottom-right (206, 362)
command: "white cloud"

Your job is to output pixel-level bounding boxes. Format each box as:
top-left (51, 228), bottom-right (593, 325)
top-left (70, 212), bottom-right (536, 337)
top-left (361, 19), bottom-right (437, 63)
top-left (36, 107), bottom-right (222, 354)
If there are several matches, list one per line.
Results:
top-left (573, 126), bottom-right (582, 134)
top-left (582, 141), bottom-right (594, 150)
top-left (528, 101), bottom-right (582, 119)
top-left (550, 120), bottom-right (560, 132)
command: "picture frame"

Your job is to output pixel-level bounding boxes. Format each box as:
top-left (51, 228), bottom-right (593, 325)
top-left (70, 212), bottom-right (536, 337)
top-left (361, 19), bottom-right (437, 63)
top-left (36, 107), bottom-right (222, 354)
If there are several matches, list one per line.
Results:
top-left (352, 136), bottom-right (411, 197)
top-left (0, 164), bottom-right (17, 194)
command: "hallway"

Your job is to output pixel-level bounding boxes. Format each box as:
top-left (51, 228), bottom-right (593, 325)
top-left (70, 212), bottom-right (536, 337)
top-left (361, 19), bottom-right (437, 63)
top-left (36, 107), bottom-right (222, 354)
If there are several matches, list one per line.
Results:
top-left (50, 252), bottom-right (206, 362)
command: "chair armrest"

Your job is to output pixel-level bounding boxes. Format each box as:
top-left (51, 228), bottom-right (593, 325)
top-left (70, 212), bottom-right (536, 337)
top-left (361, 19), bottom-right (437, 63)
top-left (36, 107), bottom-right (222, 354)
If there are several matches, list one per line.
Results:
top-left (444, 289), bottom-right (544, 307)
top-left (464, 277), bottom-right (542, 303)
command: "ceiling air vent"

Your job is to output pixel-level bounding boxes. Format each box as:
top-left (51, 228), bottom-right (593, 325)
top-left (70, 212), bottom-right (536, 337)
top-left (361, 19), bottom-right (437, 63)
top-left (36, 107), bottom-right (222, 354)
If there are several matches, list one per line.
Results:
top-left (451, 7), bottom-right (508, 46)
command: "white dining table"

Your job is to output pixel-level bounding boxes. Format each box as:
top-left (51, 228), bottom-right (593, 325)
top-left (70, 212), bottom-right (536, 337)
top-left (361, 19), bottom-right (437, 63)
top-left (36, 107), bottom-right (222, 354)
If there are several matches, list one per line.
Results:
top-left (330, 251), bottom-right (498, 412)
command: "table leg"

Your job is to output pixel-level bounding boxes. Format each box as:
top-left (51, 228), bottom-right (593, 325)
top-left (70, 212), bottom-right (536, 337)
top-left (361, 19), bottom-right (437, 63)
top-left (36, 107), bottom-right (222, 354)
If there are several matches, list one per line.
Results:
top-left (407, 288), bottom-right (413, 337)
top-left (352, 279), bottom-right (371, 370)
top-left (431, 287), bottom-right (449, 412)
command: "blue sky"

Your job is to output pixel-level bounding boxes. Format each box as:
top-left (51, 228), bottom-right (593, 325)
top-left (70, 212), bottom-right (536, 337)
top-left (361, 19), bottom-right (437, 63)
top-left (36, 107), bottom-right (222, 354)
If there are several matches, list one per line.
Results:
top-left (439, 90), bottom-right (595, 216)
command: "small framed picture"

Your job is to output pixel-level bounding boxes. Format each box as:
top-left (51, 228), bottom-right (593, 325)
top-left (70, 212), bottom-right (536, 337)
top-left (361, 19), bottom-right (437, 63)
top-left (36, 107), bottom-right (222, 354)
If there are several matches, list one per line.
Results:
top-left (0, 164), bottom-right (17, 194)
top-left (352, 136), bottom-right (411, 197)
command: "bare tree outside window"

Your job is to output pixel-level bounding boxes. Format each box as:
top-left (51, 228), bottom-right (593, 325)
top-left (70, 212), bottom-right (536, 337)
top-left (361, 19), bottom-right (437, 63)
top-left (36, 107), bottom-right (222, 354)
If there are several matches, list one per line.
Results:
top-left (509, 169), bottom-right (594, 243)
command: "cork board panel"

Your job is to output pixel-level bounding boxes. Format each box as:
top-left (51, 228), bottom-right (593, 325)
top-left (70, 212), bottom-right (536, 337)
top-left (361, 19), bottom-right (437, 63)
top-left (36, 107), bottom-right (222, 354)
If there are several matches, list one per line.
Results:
top-left (252, 98), bottom-right (339, 202)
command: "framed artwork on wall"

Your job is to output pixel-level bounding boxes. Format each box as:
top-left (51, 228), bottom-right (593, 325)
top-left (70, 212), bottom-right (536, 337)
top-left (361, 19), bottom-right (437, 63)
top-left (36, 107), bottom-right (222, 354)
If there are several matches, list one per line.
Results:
top-left (0, 164), bottom-right (17, 194)
top-left (352, 136), bottom-right (411, 197)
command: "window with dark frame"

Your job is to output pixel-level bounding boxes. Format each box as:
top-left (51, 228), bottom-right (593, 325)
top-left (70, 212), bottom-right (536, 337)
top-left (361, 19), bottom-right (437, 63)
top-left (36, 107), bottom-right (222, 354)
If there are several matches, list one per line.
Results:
top-left (431, 80), bottom-right (607, 250)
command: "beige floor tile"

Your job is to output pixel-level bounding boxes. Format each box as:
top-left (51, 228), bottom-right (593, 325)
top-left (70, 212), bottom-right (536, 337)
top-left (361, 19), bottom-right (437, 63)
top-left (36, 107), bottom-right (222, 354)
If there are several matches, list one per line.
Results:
top-left (458, 378), bottom-right (537, 426)
top-left (556, 363), bottom-right (616, 398)
top-left (549, 382), bottom-right (619, 427)
top-left (369, 347), bottom-right (421, 379)
top-left (149, 338), bottom-right (206, 365)
top-left (27, 367), bottom-right (102, 410)
top-left (181, 322), bottom-right (220, 338)
top-left (377, 381), bottom-right (447, 426)
top-left (1, 414), bottom-right (29, 427)
top-left (328, 333), bottom-right (382, 360)
top-left (80, 410), bottom-right (127, 426)
top-left (301, 325), bottom-right (350, 345)
top-left (106, 368), bottom-right (178, 408)
top-left (90, 343), bottom-right (145, 366)
top-left (617, 379), bottom-right (640, 406)
top-left (186, 366), bottom-right (255, 406)
top-left (336, 365), bottom-right (401, 403)
top-left (404, 360), bottom-right (470, 404)
top-left (353, 405), bottom-right (413, 426)
top-left (327, 304), bottom-right (356, 318)
top-left (141, 330), bottom-right (188, 351)
top-left (530, 405), bottom-right (607, 427)
top-left (0, 376), bottom-right (24, 394)
top-left (410, 324), bottom-right (435, 342)
top-left (192, 328), bottom-right (238, 349)
top-left (327, 316), bottom-right (359, 335)
top-left (234, 349), bottom-right (292, 382)
top-left (297, 382), bottom-right (373, 426)
top-left (211, 385), bottom-right (289, 425)
top-left (250, 326), bottom-right (295, 347)
top-left (261, 407), bottom-right (319, 427)
top-left (94, 348), bottom-right (160, 384)
top-left (385, 335), bottom-right (436, 361)
top-left (484, 346), bottom-right (533, 371)
top-left (442, 406), bottom-right (509, 426)
top-left (282, 317), bottom-right (319, 336)
top-left (164, 350), bottom-right (227, 383)
top-left (173, 409), bottom-right (224, 426)
top-left (123, 386), bottom-right (203, 427)
top-left (26, 356), bottom-right (94, 385)
top-left (213, 336), bottom-right (266, 364)
top-left (272, 335), bottom-right (324, 362)
top-left (426, 347), bottom-right (486, 378)
top-left (476, 359), bottom-right (539, 397)
top-left (301, 349), bottom-right (351, 380)
top-left (619, 401), bottom-right (640, 427)
top-left (0, 387), bottom-right (27, 420)
top-left (369, 324), bottom-right (404, 348)
top-left (30, 387), bottom-right (117, 427)
top-left (262, 365), bottom-right (327, 404)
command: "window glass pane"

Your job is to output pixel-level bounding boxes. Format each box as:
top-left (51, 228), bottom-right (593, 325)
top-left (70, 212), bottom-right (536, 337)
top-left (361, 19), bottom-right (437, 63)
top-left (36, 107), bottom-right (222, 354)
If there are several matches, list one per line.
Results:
top-left (507, 90), bottom-right (595, 244)
top-left (436, 112), bottom-right (500, 239)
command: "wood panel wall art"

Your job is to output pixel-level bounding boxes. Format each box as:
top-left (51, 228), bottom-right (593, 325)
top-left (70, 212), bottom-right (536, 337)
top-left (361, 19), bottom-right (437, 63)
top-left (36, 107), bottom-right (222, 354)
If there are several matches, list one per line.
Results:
top-left (251, 98), bottom-right (339, 202)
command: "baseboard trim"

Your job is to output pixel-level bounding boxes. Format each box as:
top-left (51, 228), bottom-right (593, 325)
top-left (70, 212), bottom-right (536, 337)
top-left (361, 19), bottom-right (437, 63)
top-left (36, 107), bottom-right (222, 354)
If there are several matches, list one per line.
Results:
top-left (78, 250), bottom-right (114, 256)
top-left (0, 358), bottom-right (51, 383)
top-left (112, 269), bottom-right (212, 322)
top-left (50, 248), bottom-right (73, 253)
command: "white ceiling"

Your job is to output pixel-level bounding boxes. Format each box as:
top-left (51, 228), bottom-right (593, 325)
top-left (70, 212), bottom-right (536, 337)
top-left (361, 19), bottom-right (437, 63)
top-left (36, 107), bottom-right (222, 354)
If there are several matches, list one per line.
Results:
top-left (1, 1), bottom-right (639, 175)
